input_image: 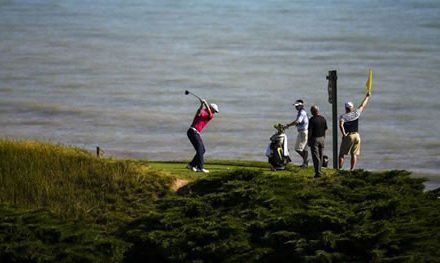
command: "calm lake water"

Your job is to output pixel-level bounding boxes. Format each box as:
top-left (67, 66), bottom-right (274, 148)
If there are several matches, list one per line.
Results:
top-left (1, 0), bottom-right (439, 188)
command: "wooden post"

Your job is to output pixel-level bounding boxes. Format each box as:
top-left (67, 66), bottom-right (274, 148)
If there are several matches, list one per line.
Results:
top-left (96, 146), bottom-right (100, 158)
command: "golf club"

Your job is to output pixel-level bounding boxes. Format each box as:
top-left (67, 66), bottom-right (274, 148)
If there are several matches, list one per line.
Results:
top-left (184, 90), bottom-right (203, 102)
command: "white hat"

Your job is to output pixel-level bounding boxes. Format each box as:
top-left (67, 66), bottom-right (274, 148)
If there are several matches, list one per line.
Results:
top-left (345, 102), bottom-right (354, 108)
top-left (210, 103), bottom-right (219, 113)
top-left (293, 99), bottom-right (304, 107)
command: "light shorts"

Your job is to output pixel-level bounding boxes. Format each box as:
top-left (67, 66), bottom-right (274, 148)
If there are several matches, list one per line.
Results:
top-left (339, 132), bottom-right (361, 156)
top-left (295, 130), bottom-right (308, 151)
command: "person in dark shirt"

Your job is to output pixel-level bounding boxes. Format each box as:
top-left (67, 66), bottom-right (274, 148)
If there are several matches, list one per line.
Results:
top-left (339, 92), bottom-right (370, 171)
top-left (308, 105), bottom-right (328, 178)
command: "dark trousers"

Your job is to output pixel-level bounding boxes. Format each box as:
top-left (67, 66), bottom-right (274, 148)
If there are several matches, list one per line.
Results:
top-left (309, 136), bottom-right (325, 176)
top-left (187, 128), bottom-right (205, 169)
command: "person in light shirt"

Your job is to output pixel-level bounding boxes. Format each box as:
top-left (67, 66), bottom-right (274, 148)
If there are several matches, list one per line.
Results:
top-left (285, 99), bottom-right (309, 168)
top-left (187, 99), bottom-right (219, 173)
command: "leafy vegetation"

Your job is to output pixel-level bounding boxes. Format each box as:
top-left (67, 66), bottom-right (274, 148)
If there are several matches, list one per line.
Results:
top-left (0, 206), bottom-right (126, 262)
top-left (0, 139), bottom-right (439, 262)
top-left (121, 169), bottom-right (440, 262)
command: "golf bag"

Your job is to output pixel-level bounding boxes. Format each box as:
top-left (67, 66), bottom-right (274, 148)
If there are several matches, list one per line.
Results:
top-left (265, 128), bottom-right (291, 170)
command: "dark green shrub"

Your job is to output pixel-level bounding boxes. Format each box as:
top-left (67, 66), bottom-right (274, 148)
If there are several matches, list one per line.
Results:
top-left (121, 169), bottom-right (440, 262)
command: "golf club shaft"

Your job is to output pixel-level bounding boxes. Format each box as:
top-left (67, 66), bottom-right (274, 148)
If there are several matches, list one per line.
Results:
top-left (188, 91), bottom-right (203, 101)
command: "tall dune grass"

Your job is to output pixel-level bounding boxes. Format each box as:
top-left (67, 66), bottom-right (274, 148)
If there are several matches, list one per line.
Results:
top-left (0, 139), bottom-right (173, 228)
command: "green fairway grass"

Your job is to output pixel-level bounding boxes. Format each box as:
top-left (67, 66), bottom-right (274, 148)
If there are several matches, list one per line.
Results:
top-left (143, 159), bottom-right (336, 181)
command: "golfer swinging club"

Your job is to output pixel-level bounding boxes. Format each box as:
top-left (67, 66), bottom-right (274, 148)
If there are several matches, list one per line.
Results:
top-left (187, 98), bottom-right (219, 173)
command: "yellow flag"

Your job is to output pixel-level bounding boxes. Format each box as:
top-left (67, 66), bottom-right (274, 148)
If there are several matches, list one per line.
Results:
top-left (365, 69), bottom-right (373, 94)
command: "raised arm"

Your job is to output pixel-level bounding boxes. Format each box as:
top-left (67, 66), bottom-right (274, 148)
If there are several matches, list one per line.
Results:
top-left (196, 99), bottom-right (213, 118)
top-left (358, 92), bottom-right (370, 113)
top-left (193, 100), bottom-right (204, 119)
top-left (202, 99), bottom-right (213, 118)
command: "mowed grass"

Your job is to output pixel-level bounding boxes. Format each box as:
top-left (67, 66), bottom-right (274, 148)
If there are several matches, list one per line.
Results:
top-left (143, 159), bottom-right (337, 181)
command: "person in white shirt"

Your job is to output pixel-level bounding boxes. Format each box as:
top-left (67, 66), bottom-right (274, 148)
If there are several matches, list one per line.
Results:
top-left (285, 99), bottom-right (309, 168)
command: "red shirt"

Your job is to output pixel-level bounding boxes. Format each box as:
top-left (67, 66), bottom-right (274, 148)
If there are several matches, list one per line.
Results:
top-left (191, 108), bottom-right (214, 132)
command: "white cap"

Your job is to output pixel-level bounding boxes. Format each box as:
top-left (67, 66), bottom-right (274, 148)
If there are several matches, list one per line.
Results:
top-left (345, 102), bottom-right (354, 108)
top-left (210, 103), bottom-right (219, 113)
top-left (293, 99), bottom-right (304, 107)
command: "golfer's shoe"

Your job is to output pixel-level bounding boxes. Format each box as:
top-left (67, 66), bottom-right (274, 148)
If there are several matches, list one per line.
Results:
top-left (186, 164), bottom-right (197, 172)
top-left (197, 168), bottom-right (210, 173)
top-left (299, 160), bottom-right (309, 168)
